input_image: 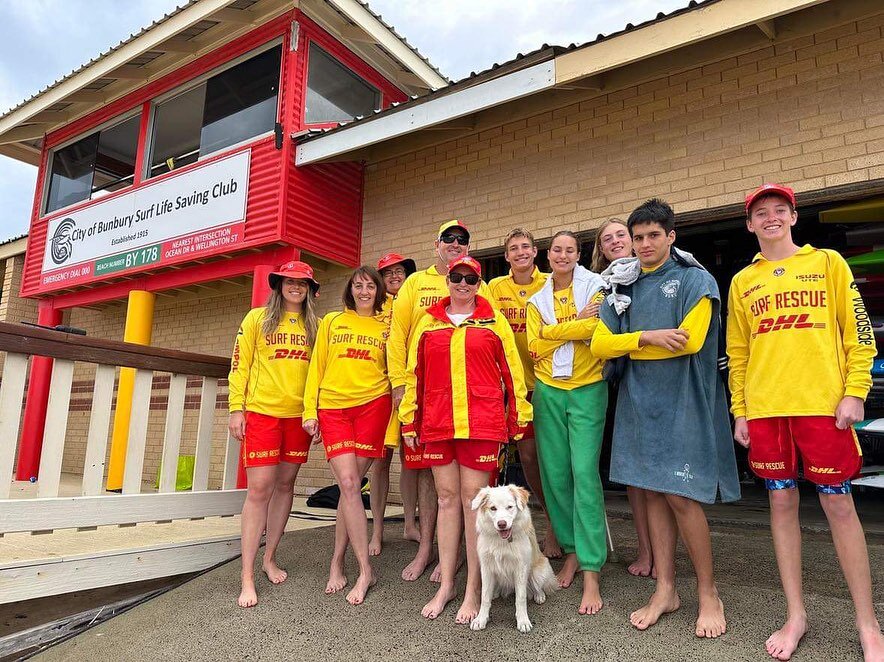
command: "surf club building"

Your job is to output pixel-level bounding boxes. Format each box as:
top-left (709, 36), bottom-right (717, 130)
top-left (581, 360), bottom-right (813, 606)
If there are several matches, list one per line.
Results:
top-left (2, 0), bottom-right (884, 496)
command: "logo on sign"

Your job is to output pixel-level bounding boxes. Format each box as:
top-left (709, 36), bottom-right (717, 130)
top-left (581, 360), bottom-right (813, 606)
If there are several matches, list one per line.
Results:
top-left (50, 218), bottom-right (76, 265)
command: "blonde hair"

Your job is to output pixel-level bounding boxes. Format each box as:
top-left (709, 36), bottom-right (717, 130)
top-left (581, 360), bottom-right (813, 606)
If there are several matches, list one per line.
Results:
top-left (503, 227), bottom-right (536, 249)
top-left (590, 218), bottom-right (629, 273)
top-left (261, 284), bottom-right (319, 346)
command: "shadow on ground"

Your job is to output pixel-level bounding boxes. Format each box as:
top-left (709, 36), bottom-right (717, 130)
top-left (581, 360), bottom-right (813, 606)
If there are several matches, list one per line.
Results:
top-left (39, 514), bottom-right (884, 662)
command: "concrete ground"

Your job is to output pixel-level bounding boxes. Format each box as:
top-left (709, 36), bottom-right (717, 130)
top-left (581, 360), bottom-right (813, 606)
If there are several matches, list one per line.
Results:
top-left (39, 508), bottom-right (884, 662)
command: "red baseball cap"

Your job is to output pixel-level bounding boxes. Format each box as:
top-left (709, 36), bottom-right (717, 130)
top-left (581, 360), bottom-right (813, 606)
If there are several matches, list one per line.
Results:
top-left (438, 219), bottom-right (470, 240)
top-left (376, 252), bottom-right (417, 276)
top-left (268, 260), bottom-right (319, 295)
top-left (745, 183), bottom-right (796, 214)
top-left (447, 256), bottom-right (482, 277)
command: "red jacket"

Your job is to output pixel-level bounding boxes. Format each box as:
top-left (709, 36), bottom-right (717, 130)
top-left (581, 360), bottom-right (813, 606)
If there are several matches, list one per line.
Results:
top-left (400, 296), bottom-right (532, 443)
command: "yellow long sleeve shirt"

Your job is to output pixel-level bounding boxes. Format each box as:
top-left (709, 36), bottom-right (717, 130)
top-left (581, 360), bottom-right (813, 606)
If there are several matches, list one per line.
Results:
top-left (489, 268), bottom-right (548, 391)
top-left (228, 307), bottom-right (311, 418)
top-left (387, 265), bottom-right (493, 388)
top-left (591, 297), bottom-right (712, 360)
top-left (527, 286), bottom-right (605, 390)
top-left (302, 310), bottom-right (391, 421)
top-left (726, 244), bottom-right (875, 420)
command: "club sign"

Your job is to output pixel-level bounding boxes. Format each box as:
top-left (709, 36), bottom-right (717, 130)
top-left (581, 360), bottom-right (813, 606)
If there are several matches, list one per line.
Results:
top-left (40, 150), bottom-right (250, 290)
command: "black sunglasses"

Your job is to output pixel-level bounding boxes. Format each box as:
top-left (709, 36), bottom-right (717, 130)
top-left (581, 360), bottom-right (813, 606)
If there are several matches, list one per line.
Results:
top-left (448, 272), bottom-right (480, 285)
top-left (440, 233), bottom-right (469, 246)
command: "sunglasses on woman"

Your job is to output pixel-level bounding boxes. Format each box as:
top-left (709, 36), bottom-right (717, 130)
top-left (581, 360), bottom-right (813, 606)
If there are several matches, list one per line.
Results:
top-left (448, 272), bottom-right (480, 285)
top-left (440, 233), bottom-right (469, 246)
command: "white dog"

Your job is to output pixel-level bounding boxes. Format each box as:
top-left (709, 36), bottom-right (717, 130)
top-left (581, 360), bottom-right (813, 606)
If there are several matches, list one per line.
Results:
top-left (469, 484), bottom-right (558, 633)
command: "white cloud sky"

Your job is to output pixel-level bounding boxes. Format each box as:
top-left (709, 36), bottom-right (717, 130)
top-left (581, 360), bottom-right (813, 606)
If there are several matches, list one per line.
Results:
top-left (0, 0), bottom-right (687, 242)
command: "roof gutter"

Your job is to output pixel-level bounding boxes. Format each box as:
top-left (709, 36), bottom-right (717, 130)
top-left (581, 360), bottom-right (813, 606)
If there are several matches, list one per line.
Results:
top-left (296, 59), bottom-right (555, 165)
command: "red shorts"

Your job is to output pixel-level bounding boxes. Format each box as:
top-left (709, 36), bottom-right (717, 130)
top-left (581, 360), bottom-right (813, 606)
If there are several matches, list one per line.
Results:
top-left (400, 442), bottom-right (431, 470)
top-left (242, 413), bottom-right (310, 468)
top-left (319, 395), bottom-right (392, 460)
top-left (421, 439), bottom-right (502, 473)
top-left (747, 416), bottom-right (862, 485)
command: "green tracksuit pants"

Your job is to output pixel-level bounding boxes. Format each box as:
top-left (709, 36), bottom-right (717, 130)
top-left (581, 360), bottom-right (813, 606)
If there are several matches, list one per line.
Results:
top-left (533, 379), bottom-right (607, 572)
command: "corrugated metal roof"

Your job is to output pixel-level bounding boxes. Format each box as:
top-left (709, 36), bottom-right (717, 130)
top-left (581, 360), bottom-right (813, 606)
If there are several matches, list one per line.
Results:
top-left (297, 0), bottom-right (719, 144)
top-left (0, 0), bottom-right (447, 120)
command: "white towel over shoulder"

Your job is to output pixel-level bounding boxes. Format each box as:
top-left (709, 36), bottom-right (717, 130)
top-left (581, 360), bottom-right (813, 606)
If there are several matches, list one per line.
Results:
top-left (529, 265), bottom-right (605, 380)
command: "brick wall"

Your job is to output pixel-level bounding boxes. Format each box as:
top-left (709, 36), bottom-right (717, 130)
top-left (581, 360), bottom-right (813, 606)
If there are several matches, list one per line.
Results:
top-left (360, 16), bottom-right (884, 262)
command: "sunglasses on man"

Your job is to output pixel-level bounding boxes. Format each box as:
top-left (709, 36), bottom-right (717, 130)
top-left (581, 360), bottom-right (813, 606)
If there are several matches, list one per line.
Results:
top-left (439, 233), bottom-right (469, 246)
top-left (448, 272), bottom-right (481, 285)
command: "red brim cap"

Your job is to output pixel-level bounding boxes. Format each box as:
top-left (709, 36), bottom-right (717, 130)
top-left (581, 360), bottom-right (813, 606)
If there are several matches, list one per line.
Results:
top-left (268, 260), bottom-right (319, 294)
top-left (377, 253), bottom-right (417, 275)
top-left (447, 256), bottom-right (482, 277)
top-left (746, 183), bottom-right (796, 213)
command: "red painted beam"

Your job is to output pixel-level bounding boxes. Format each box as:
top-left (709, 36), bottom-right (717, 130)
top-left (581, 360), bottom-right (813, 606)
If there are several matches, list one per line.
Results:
top-left (16, 300), bottom-right (62, 480)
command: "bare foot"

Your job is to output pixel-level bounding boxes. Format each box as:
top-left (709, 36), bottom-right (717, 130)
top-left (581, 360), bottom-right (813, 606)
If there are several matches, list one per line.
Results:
top-left (430, 553), bottom-right (464, 583)
top-left (403, 522), bottom-right (421, 543)
top-left (346, 571), bottom-right (376, 605)
top-left (369, 534), bottom-right (382, 557)
top-left (543, 527), bottom-right (563, 559)
top-left (557, 553), bottom-right (579, 588)
top-left (455, 588), bottom-right (481, 624)
top-left (859, 623), bottom-right (884, 662)
top-left (325, 562), bottom-right (348, 594)
top-left (578, 571), bottom-right (603, 615)
top-left (627, 555), bottom-right (653, 578)
top-left (422, 584), bottom-right (457, 619)
top-left (261, 559), bottom-right (288, 585)
top-left (630, 586), bottom-right (680, 630)
top-left (402, 551), bottom-right (433, 581)
top-left (695, 591), bottom-right (727, 639)
top-left (765, 613), bottom-right (807, 660)
top-left (238, 576), bottom-right (258, 608)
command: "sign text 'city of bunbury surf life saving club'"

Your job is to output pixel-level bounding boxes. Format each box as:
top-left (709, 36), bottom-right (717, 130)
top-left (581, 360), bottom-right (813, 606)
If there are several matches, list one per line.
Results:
top-left (40, 150), bottom-right (251, 291)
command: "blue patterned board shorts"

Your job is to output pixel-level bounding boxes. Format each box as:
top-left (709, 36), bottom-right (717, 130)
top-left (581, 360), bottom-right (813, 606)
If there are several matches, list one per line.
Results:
top-left (764, 478), bottom-right (852, 495)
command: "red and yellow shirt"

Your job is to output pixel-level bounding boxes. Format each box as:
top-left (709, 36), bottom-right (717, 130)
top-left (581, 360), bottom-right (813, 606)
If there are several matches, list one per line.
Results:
top-left (302, 309), bottom-right (390, 420)
top-left (727, 244), bottom-right (875, 419)
top-left (387, 265), bottom-right (493, 388)
top-left (400, 296), bottom-right (532, 443)
top-left (228, 307), bottom-right (311, 418)
top-left (489, 268), bottom-right (548, 390)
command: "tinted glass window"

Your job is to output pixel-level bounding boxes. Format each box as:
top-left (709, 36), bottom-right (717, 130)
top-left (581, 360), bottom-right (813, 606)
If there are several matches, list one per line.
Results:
top-left (201, 47), bottom-right (281, 155)
top-left (148, 45), bottom-right (281, 178)
top-left (46, 133), bottom-right (99, 213)
top-left (149, 85), bottom-right (206, 177)
top-left (305, 44), bottom-right (379, 124)
top-left (45, 113), bottom-right (140, 214)
top-left (92, 115), bottom-right (140, 198)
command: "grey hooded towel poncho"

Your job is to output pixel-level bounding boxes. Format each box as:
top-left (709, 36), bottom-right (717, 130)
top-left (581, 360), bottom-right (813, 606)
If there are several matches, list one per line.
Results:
top-left (600, 256), bottom-right (740, 504)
